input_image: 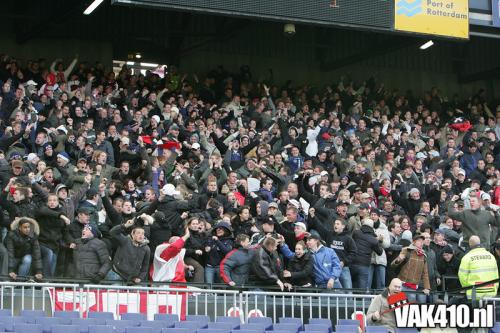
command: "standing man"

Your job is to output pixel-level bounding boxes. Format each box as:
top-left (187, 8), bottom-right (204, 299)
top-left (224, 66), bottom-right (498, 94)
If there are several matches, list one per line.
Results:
top-left (391, 234), bottom-right (430, 303)
top-left (73, 224), bottom-right (111, 283)
top-left (306, 234), bottom-right (342, 289)
top-left (448, 195), bottom-right (500, 248)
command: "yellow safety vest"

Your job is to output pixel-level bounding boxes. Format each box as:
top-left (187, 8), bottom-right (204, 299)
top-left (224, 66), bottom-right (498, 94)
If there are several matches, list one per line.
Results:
top-left (458, 247), bottom-right (499, 299)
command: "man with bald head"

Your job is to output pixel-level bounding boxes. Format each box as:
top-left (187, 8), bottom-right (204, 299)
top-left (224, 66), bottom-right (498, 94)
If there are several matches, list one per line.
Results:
top-left (459, 235), bottom-right (499, 300)
top-left (366, 278), bottom-right (402, 333)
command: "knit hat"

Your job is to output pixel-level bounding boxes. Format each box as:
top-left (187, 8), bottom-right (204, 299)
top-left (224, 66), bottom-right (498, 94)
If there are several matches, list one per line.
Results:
top-left (57, 152), bottom-right (70, 163)
top-left (363, 218), bottom-right (374, 228)
top-left (258, 200), bottom-right (269, 217)
top-left (401, 230), bottom-right (413, 242)
top-left (151, 115), bottom-right (161, 124)
top-left (443, 245), bottom-right (454, 254)
top-left (25, 153), bottom-right (38, 163)
top-left (84, 224), bottom-right (99, 238)
top-left (54, 184), bottom-right (68, 195)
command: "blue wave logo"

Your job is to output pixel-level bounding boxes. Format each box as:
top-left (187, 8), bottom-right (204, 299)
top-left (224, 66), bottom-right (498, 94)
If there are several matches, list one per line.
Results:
top-left (396, 0), bottom-right (423, 17)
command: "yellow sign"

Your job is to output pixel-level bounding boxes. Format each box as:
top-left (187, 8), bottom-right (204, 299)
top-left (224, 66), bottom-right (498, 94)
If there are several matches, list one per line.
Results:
top-left (395, 0), bottom-right (469, 39)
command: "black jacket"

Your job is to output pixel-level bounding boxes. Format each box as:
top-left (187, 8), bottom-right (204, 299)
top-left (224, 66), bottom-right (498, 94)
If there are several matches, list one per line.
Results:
top-left (184, 230), bottom-right (206, 264)
top-left (220, 247), bottom-right (255, 285)
top-left (351, 225), bottom-right (384, 266)
top-left (308, 217), bottom-right (357, 266)
top-left (73, 237), bottom-right (111, 279)
top-left (286, 251), bottom-right (314, 286)
top-left (4, 218), bottom-right (42, 274)
top-left (35, 205), bottom-right (70, 252)
top-left (110, 225), bottom-right (150, 281)
top-left (154, 196), bottom-right (197, 242)
top-left (250, 246), bottom-right (282, 286)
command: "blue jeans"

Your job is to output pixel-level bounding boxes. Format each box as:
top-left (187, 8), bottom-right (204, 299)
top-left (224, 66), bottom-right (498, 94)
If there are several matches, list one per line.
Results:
top-left (350, 265), bottom-right (370, 290)
top-left (106, 270), bottom-right (124, 281)
top-left (402, 285), bottom-right (427, 303)
top-left (317, 279), bottom-right (343, 289)
top-left (339, 267), bottom-right (353, 289)
top-left (367, 264), bottom-right (386, 289)
top-left (40, 246), bottom-right (57, 277)
top-left (12, 255), bottom-right (32, 276)
top-left (204, 265), bottom-right (220, 284)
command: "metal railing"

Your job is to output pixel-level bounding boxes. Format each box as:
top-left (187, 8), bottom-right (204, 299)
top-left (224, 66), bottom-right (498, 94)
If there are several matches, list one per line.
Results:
top-left (242, 290), bottom-right (375, 324)
top-left (0, 281), bottom-right (79, 316)
top-left (0, 281), bottom-right (380, 323)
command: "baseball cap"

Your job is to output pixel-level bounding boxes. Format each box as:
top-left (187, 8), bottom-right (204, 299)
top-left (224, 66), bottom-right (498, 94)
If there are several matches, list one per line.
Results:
top-left (161, 184), bottom-right (180, 196)
top-left (457, 169), bottom-right (466, 176)
top-left (263, 217), bottom-right (275, 225)
top-left (361, 193), bottom-right (371, 199)
top-left (320, 170), bottom-right (329, 177)
top-left (306, 234), bottom-right (322, 241)
top-left (192, 142), bottom-right (201, 150)
top-left (481, 193), bottom-right (491, 201)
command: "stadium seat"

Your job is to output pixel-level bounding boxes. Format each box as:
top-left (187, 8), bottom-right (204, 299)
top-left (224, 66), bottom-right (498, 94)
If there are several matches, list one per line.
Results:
top-left (395, 329), bottom-right (418, 333)
top-left (0, 317), bottom-right (24, 332)
top-left (52, 325), bottom-right (80, 333)
top-left (107, 320), bottom-right (141, 333)
top-left (71, 319), bottom-right (101, 333)
top-left (140, 320), bottom-right (174, 332)
top-left (161, 329), bottom-right (189, 333)
top-left (174, 321), bottom-right (207, 331)
top-left (185, 315), bottom-right (210, 325)
top-left (0, 309), bottom-right (12, 317)
top-left (237, 323), bottom-right (267, 333)
top-left (125, 327), bottom-right (153, 333)
top-left (308, 319), bottom-right (332, 329)
top-left (215, 317), bottom-right (240, 327)
top-left (278, 317), bottom-right (302, 326)
top-left (271, 323), bottom-right (299, 333)
top-left (13, 323), bottom-right (43, 333)
top-left (20, 311), bottom-right (46, 321)
top-left (34, 317), bottom-right (61, 333)
top-left (366, 327), bottom-right (389, 333)
top-left (335, 325), bottom-right (359, 333)
top-left (304, 324), bottom-right (330, 333)
top-left (337, 319), bottom-right (359, 326)
top-left (207, 322), bottom-right (236, 331)
top-left (88, 325), bottom-right (115, 333)
top-left (247, 317), bottom-right (272, 329)
top-left (121, 313), bottom-right (147, 321)
top-left (265, 330), bottom-right (288, 333)
top-left (196, 329), bottom-right (227, 333)
top-left (54, 311), bottom-right (80, 324)
top-left (491, 322), bottom-right (500, 333)
top-left (233, 330), bottom-right (259, 333)
top-left (88, 312), bottom-right (114, 320)
top-left (154, 314), bottom-right (180, 322)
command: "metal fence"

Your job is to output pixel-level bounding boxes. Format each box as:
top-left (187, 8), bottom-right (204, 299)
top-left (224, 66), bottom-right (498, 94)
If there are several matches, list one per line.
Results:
top-left (0, 281), bottom-right (378, 323)
top-left (242, 290), bottom-right (375, 324)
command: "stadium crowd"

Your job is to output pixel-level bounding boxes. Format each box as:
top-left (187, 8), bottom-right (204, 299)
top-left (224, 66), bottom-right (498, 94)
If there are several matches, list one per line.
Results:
top-left (0, 54), bottom-right (500, 299)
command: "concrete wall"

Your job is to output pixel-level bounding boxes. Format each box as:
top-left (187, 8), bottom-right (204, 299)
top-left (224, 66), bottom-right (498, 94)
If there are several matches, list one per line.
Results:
top-left (0, 34), bottom-right (113, 68)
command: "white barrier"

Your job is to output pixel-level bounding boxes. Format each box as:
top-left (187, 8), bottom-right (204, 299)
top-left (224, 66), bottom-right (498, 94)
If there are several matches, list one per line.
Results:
top-left (0, 282), bottom-right (380, 323)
